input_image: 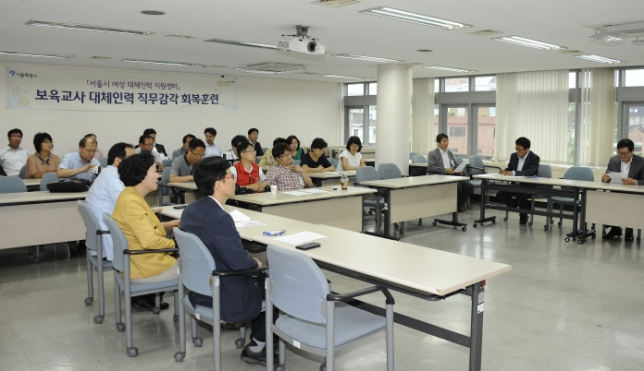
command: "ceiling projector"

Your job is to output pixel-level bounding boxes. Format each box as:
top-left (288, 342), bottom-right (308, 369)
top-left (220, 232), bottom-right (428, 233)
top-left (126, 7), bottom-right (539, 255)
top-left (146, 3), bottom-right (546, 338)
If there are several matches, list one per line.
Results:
top-left (278, 25), bottom-right (325, 55)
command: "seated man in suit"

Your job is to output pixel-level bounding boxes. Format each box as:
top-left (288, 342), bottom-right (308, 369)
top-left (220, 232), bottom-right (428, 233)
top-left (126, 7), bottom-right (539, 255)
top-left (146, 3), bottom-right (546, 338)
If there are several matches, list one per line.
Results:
top-left (601, 138), bottom-right (644, 241)
top-left (496, 137), bottom-right (540, 225)
top-left (427, 133), bottom-right (473, 212)
top-left (180, 156), bottom-right (273, 365)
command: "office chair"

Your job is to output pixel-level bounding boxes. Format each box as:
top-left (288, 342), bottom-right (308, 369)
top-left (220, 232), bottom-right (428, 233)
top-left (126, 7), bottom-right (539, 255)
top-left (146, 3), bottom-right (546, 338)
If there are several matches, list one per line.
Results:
top-left (158, 167), bottom-right (177, 207)
top-left (0, 176), bottom-right (27, 193)
top-left (97, 158), bottom-right (108, 167)
top-left (172, 229), bottom-right (266, 369)
top-left (162, 159), bottom-right (173, 168)
top-left (18, 165), bottom-right (27, 179)
top-left (329, 158), bottom-right (338, 168)
top-left (378, 163), bottom-right (402, 180)
top-left (102, 213), bottom-right (180, 357)
top-left (548, 166), bottom-right (594, 235)
top-left (409, 152), bottom-right (416, 161)
top-left (266, 244), bottom-right (394, 371)
top-left (355, 166), bottom-right (384, 233)
top-left (77, 200), bottom-right (113, 324)
top-left (40, 172), bottom-right (60, 191)
top-left (502, 164), bottom-right (553, 227)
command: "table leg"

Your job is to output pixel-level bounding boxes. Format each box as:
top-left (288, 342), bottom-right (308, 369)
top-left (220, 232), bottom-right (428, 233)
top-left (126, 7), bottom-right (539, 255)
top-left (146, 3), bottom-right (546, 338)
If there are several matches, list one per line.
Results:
top-left (469, 282), bottom-right (484, 371)
top-left (474, 180), bottom-right (496, 227)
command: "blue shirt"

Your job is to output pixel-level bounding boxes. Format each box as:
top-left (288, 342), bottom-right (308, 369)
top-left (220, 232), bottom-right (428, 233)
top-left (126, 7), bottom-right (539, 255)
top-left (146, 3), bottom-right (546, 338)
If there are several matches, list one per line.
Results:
top-left (84, 165), bottom-right (124, 261)
top-left (204, 142), bottom-right (222, 158)
top-left (59, 151), bottom-right (101, 181)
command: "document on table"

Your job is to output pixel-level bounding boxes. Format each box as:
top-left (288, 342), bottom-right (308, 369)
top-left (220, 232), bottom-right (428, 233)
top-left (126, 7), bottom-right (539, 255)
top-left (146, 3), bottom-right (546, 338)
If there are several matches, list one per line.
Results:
top-left (453, 161), bottom-right (467, 173)
top-left (229, 209), bottom-right (266, 228)
top-left (300, 189), bottom-right (328, 194)
top-left (272, 231), bottom-right (327, 245)
top-left (607, 172), bottom-right (627, 181)
top-left (283, 191), bottom-right (310, 196)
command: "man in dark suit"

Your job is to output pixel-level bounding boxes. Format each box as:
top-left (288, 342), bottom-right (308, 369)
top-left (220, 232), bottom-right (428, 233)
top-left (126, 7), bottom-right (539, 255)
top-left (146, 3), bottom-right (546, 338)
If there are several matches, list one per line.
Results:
top-left (496, 137), bottom-right (540, 225)
top-left (180, 156), bottom-right (272, 365)
top-left (601, 138), bottom-right (644, 241)
top-left (427, 133), bottom-right (473, 212)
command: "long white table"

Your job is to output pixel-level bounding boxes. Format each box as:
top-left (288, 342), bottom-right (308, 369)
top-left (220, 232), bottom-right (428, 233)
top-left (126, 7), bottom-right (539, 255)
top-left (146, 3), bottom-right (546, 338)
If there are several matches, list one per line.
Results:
top-left (359, 175), bottom-right (469, 238)
top-left (0, 191), bottom-right (87, 251)
top-left (159, 205), bottom-right (511, 371)
top-left (584, 181), bottom-right (644, 242)
top-left (308, 170), bottom-right (356, 187)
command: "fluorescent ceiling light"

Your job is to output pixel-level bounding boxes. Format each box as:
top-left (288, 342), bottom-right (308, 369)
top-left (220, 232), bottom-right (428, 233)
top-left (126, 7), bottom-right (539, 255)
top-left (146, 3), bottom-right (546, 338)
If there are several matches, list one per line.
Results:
top-left (0, 51), bottom-right (73, 59)
top-left (574, 55), bottom-right (624, 64)
top-left (321, 75), bottom-right (366, 79)
top-left (204, 38), bottom-right (288, 51)
top-left (424, 65), bottom-right (477, 73)
top-left (333, 53), bottom-right (403, 63)
top-left (122, 59), bottom-right (206, 68)
top-left (26, 20), bottom-right (153, 35)
top-left (360, 7), bottom-right (471, 30)
top-left (234, 67), bottom-right (276, 74)
top-left (493, 36), bottom-right (566, 50)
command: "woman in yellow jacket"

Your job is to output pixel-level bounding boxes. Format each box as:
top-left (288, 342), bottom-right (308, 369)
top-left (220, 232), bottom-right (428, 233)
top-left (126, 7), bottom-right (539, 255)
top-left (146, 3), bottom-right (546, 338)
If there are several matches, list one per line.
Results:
top-left (112, 153), bottom-right (180, 309)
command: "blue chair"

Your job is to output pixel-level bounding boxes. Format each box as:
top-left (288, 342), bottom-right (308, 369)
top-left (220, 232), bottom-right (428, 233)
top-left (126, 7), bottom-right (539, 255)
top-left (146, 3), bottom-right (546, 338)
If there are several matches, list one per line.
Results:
top-left (0, 176), bottom-right (27, 193)
top-left (40, 172), bottom-right (60, 191)
top-left (158, 167), bottom-right (176, 207)
top-left (266, 244), bottom-right (394, 371)
top-left (292, 159), bottom-right (301, 166)
top-left (410, 155), bottom-right (427, 176)
top-left (97, 158), bottom-right (108, 167)
top-left (172, 229), bottom-right (266, 368)
top-left (548, 166), bottom-right (594, 228)
top-left (378, 163), bottom-right (402, 179)
top-left (355, 166), bottom-right (384, 233)
top-left (102, 213), bottom-right (179, 357)
top-left (77, 200), bottom-right (113, 324)
top-left (329, 158), bottom-right (338, 168)
top-left (502, 164), bottom-right (553, 227)
top-left (409, 152), bottom-right (417, 161)
top-left (162, 159), bottom-right (173, 168)
top-left (18, 165), bottom-right (27, 179)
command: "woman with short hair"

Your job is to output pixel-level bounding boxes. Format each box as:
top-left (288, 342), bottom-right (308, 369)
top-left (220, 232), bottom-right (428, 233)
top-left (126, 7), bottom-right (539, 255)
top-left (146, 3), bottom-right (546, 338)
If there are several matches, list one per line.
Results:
top-left (337, 136), bottom-right (366, 171)
top-left (26, 132), bottom-right (61, 179)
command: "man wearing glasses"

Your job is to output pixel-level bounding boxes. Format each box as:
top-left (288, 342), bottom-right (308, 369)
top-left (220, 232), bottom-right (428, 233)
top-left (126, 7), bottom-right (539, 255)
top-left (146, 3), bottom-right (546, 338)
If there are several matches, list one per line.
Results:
top-left (136, 135), bottom-right (164, 171)
top-left (496, 137), bottom-right (540, 225)
top-left (267, 142), bottom-right (313, 190)
top-left (57, 136), bottom-right (101, 181)
top-left (231, 141), bottom-right (269, 193)
top-left (601, 139), bottom-right (644, 241)
top-left (170, 138), bottom-right (206, 184)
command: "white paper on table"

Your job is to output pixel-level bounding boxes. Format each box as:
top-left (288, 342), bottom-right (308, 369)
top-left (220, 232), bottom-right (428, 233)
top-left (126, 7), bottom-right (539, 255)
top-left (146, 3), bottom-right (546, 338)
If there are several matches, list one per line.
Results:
top-left (607, 172), bottom-right (627, 181)
top-left (229, 209), bottom-right (251, 222)
top-left (300, 189), bottom-right (328, 194)
top-left (272, 231), bottom-right (327, 245)
top-left (453, 161), bottom-right (467, 173)
top-left (235, 220), bottom-right (266, 228)
top-left (283, 191), bottom-right (309, 196)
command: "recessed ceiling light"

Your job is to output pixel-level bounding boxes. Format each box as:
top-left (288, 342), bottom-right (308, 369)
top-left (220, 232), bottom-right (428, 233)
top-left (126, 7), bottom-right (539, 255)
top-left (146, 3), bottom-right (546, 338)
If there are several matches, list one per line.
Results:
top-left (493, 36), bottom-right (566, 50)
top-left (204, 38), bottom-right (288, 51)
top-left (140, 10), bottom-right (165, 16)
top-left (235, 62), bottom-right (307, 74)
top-left (165, 34), bottom-right (197, 39)
top-left (233, 68), bottom-right (276, 75)
top-left (333, 53), bottom-right (403, 63)
top-left (469, 29), bottom-right (503, 37)
top-left (0, 51), bottom-right (73, 59)
top-left (321, 75), bottom-right (366, 79)
top-left (26, 20), bottom-right (153, 35)
top-left (417, 49), bottom-right (433, 52)
top-left (122, 59), bottom-right (206, 68)
top-left (311, 0), bottom-right (361, 8)
top-left (574, 55), bottom-right (624, 64)
top-left (359, 7), bottom-right (472, 30)
top-left (424, 65), bottom-right (477, 73)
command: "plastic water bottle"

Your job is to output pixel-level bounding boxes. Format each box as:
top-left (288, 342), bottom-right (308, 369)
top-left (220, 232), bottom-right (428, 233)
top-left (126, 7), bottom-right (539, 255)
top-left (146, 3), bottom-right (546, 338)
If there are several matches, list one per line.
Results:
top-left (340, 173), bottom-right (349, 190)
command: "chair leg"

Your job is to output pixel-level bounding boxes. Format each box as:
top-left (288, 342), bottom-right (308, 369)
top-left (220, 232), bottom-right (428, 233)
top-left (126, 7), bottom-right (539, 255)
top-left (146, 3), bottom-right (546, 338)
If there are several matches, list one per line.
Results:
top-left (96, 259), bottom-right (105, 324)
top-left (266, 289), bottom-right (275, 371)
top-left (114, 274), bottom-right (125, 332)
top-left (191, 315), bottom-right (200, 344)
top-left (529, 198), bottom-right (535, 226)
top-left (325, 301), bottom-right (336, 371)
top-left (213, 281), bottom-right (222, 371)
top-left (175, 279), bottom-right (186, 362)
top-left (173, 291), bottom-right (179, 323)
top-left (386, 303), bottom-right (394, 371)
top-left (85, 255), bottom-right (94, 306)
top-left (34, 245), bottom-right (40, 263)
top-left (559, 204), bottom-right (563, 227)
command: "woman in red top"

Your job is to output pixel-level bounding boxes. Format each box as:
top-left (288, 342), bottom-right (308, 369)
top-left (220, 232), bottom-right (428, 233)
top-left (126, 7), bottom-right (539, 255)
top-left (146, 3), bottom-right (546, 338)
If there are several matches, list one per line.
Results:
top-left (231, 141), bottom-right (270, 193)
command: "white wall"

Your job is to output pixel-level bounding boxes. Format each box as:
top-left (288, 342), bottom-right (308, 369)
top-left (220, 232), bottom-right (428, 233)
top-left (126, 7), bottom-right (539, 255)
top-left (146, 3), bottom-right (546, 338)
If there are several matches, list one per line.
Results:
top-left (0, 62), bottom-right (341, 156)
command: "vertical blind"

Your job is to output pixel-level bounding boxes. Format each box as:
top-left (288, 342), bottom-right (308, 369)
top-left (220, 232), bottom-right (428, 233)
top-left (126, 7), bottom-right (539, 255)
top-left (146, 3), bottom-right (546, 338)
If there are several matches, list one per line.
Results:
top-left (411, 78), bottom-right (435, 156)
top-left (579, 68), bottom-right (615, 167)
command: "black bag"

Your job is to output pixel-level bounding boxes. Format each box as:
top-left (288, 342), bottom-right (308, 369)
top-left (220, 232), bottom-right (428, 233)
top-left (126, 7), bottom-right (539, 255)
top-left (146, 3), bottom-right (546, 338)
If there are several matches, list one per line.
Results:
top-left (47, 179), bottom-right (91, 193)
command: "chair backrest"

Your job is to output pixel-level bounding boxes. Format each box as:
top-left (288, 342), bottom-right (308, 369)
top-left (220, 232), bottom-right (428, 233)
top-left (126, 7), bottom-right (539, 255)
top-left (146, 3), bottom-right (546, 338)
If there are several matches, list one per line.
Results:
top-left (173, 229), bottom-right (217, 296)
top-left (355, 166), bottom-right (380, 184)
top-left (468, 156), bottom-right (486, 175)
top-left (454, 156), bottom-right (464, 165)
top-left (0, 176), bottom-right (27, 194)
top-left (538, 164), bottom-right (552, 178)
top-left (40, 172), bottom-right (60, 191)
top-left (563, 166), bottom-right (594, 182)
top-left (18, 165), bottom-right (27, 179)
top-left (409, 152), bottom-right (417, 161)
top-left (102, 213), bottom-right (128, 272)
top-left (292, 159), bottom-right (301, 166)
top-left (162, 159), bottom-right (173, 168)
top-left (77, 200), bottom-right (102, 252)
top-left (97, 158), bottom-right (108, 167)
top-left (378, 163), bottom-right (402, 179)
top-left (411, 155), bottom-right (427, 164)
top-left (262, 147), bottom-right (268, 154)
top-left (329, 158), bottom-right (338, 168)
top-left (267, 245), bottom-right (330, 325)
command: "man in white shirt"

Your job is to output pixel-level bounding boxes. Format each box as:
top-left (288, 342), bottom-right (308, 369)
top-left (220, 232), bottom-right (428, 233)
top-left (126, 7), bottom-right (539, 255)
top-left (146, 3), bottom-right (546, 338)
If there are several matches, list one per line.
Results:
top-left (135, 134), bottom-right (164, 171)
top-left (204, 127), bottom-right (222, 157)
top-left (0, 128), bottom-right (30, 176)
top-left (85, 142), bottom-right (135, 261)
top-left (427, 133), bottom-right (473, 212)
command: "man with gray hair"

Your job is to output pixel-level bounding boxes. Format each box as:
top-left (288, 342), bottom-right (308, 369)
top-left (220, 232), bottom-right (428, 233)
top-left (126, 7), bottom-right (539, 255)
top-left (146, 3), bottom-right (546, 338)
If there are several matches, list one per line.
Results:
top-left (57, 136), bottom-right (101, 181)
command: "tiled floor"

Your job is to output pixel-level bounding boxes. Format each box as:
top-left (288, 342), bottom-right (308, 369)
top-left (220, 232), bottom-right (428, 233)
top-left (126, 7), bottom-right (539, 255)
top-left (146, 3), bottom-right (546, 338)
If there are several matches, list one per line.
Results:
top-left (1, 205), bottom-right (644, 370)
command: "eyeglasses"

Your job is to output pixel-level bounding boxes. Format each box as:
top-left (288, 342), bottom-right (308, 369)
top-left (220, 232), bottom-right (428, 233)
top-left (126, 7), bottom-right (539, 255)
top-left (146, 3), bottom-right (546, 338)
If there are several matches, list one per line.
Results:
top-left (618, 151), bottom-right (631, 157)
top-left (42, 140), bottom-right (53, 144)
top-left (142, 142), bottom-right (155, 147)
top-left (277, 153), bottom-right (290, 159)
top-left (218, 174), bottom-right (234, 181)
top-left (190, 151), bottom-right (205, 158)
top-left (242, 149), bottom-right (256, 154)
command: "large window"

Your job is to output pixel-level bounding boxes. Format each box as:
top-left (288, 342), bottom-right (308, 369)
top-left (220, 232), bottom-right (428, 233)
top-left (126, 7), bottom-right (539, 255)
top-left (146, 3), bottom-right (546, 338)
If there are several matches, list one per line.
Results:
top-left (475, 76), bottom-right (496, 91)
top-left (445, 78), bottom-right (469, 93)
top-left (368, 105), bottom-right (377, 144)
top-left (368, 83), bottom-right (378, 95)
top-left (625, 69), bottom-right (644, 87)
top-left (626, 103), bottom-right (644, 155)
top-left (476, 106), bottom-right (496, 156)
top-left (348, 108), bottom-right (364, 140)
top-left (347, 84), bottom-right (364, 96)
top-left (446, 106), bottom-right (468, 154)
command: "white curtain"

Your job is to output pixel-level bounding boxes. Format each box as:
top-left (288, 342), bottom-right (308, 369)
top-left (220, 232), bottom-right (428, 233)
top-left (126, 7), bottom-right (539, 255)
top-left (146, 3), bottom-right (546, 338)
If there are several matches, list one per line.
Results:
top-left (579, 68), bottom-right (615, 167)
top-left (495, 70), bottom-right (569, 163)
top-left (411, 78), bottom-right (435, 156)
